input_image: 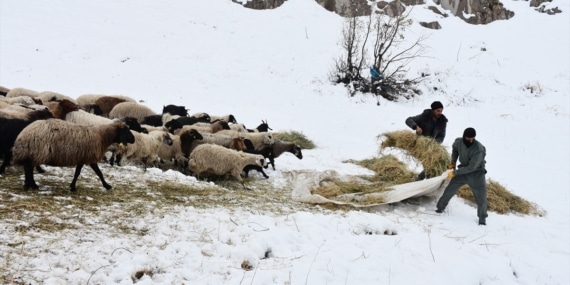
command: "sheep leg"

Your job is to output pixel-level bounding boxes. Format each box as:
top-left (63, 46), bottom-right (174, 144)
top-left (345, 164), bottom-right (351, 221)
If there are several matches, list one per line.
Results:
top-left (89, 163), bottom-right (112, 190)
top-left (0, 152), bottom-right (10, 174)
top-left (23, 163), bottom-right (39, 190)
top-left (36, 165), bottom-right (46, 173)
top-left (70, 164), bottom-right (84, 192)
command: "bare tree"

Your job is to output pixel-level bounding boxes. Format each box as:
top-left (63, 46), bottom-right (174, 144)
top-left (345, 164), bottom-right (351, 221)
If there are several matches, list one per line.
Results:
top-left (330, 7), bottom-right (427, 101)
top-left (371, 10), bottom-right (428, 85)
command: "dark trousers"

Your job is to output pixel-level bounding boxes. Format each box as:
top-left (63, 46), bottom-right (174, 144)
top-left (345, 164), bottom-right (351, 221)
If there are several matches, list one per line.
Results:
top-left (436, 169), bottom-right (488, 221)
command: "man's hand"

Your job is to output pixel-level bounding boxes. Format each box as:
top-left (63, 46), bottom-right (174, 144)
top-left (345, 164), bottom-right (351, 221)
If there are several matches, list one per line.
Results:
top-left (415, 126), bottom-right (423, 134)
top-left (447, 164), bottom-right (455, 170)
top-left (447, 171), bottom-right (455, 179)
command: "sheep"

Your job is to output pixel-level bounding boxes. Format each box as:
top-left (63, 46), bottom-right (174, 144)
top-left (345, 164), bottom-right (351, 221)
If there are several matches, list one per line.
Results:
top-left (188, 144), bottom-right (266, 190)
top-left (114, 130), bottom-right (173, 170)
top-left (141, 114), bottom-right (164, 127)
top-left (36, 91), bottom-right (78, 105)
top-left (0, 96), bottom-right (37, 106)
top-left (76, 94), bottom-right (136, 109)
top-left (241, 138), bottom-right (271, 179)
top-left (182, 132), bottom-right (238, 155)
top-left (247, 120), bottom-right (272, 132)
top-left (215, 129), bottom-right (274, 151)
top-left (267, 139), bottom-right (303, 170)
top-left (163, 113), bottom-right (211, 130)
top-left (229, 123), bottom-right (248, 132)
top-left (108, 102), bottom-right (157, 122)
top-left (209, 114), bottom-right (237, 124)
top-left (162, 104), bottom-right (188, 117)
top-left (6, 87), bottom-right (40, 98)
top-left (92, 96), bottom-right (130, 117)
top-left (0, 85), bottom-right (9, 96)
top-left (0, 108), bottom-right (54, 174)
top-left (1, 103), bottom-right (50, 119)
top-left (11, 119), bottom-right (135, 191)
top-left (174, 120), bottom-right (230, 135)
top-left (158, 129), bottom-right (203, 171)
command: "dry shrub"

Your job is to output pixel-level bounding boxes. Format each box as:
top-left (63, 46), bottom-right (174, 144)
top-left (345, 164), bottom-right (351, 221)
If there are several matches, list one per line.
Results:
top-left (457, 180), bottom-right (544, 216)
top-left (272, 130), bottom-right (316, 149)
top-left (379, 130), bottom-right (450, 178)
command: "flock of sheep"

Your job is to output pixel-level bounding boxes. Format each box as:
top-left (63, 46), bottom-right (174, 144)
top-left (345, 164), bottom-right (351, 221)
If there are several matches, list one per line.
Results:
top-left (0, 86), bottom-right (303, 191)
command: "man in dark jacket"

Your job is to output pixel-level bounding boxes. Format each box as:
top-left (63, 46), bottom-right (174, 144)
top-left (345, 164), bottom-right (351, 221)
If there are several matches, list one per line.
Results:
top-left (436, 127), bottom-right (488, 226)
top-left (405, 101), bottom-right (448, 144)
top-left (405, 101), bottom-right (448, 179)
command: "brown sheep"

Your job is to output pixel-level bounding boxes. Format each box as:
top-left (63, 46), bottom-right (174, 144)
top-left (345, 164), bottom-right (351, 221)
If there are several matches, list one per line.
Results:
top-left (92, 96), bottom-right (128, 117)
top-left (11, 119), bottom-right (135, 192)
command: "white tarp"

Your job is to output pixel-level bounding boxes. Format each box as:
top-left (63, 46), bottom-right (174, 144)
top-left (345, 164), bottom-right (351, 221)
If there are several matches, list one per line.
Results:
top-left (284, 170), bottom-right (452, 207)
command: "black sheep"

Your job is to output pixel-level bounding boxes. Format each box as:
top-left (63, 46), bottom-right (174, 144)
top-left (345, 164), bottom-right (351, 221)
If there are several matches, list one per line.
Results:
top-left (0, 109), bottom-right (54, 174)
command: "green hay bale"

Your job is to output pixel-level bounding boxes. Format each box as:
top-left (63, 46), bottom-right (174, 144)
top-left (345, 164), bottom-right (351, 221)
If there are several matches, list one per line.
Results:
top-left (379, 130), bottom-right (451, 178)
top-left (457, 179), bottom-right (544, 216)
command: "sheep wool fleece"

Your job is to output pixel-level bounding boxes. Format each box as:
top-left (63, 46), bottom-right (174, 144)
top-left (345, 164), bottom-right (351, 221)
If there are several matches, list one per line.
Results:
top-left (436, 138), bottom-right (487, 221)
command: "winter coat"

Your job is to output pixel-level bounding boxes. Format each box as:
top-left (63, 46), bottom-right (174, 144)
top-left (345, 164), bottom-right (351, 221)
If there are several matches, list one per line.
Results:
top-left (451, 138), bottom-right (486, 176)
top-left (405, 109), bottom-right (448, 143)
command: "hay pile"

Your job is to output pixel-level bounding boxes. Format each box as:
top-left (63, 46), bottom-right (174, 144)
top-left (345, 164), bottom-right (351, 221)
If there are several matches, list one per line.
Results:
top-left (379, 130), bottom-right (451, 178)
top-left (312, 130), bottom-right (543, 215)
top-left (273, 130), bottom-right (316, 149)
top-left (458, 180), bottom-right (545, 216)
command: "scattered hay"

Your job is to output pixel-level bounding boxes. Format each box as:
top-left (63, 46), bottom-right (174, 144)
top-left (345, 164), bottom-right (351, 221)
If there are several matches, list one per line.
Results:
top-left (457, 180), bottom-right (544, 216)
top-left (351, 155), bottom-right (416, 184)
top-left (311, 177), bottom-right (388, 205)
top-left (273, 130), bottom-right (316, 149)
top-left (379, 130), bottom-right (450, 178)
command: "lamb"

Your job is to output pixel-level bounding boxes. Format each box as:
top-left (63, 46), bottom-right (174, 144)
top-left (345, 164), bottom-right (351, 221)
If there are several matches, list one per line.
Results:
top-left (0, 108), bottom-right (54, 174)
top-left (108, 102), bottom-right (157, 122)
top-left (215, 129), bottom-right (274, 151)
top-left (11, 119), bottom-right (135, 191)
top-left (188, 144), bottom-right (267, 190)
top-left (114, 130), bottom-right (173, 170)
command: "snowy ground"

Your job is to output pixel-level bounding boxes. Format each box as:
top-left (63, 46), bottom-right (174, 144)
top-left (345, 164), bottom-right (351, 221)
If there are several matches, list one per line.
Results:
top-left (0, 0), bottom-right (569, 284)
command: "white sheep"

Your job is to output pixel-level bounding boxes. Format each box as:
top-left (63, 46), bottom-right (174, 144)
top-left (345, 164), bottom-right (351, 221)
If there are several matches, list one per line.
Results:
top-left (76, 94), bottom-right (136, 108)
top-left (6, 87), bottom-right (40, 98)
top-left (108, 102), bottom-right (157, 122)
top-left (11, 119), bottom-right (135, 191)
top-left (216, 129), bottom-right (274, 150)
top-left (114, 130), bottom-right (173, 170)
top-left (0, 96), bottom-right (37, 106)
top-left (188, 144), bottom-right (266, 189)
top-left (209, 114), bottom-right (237, 124)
